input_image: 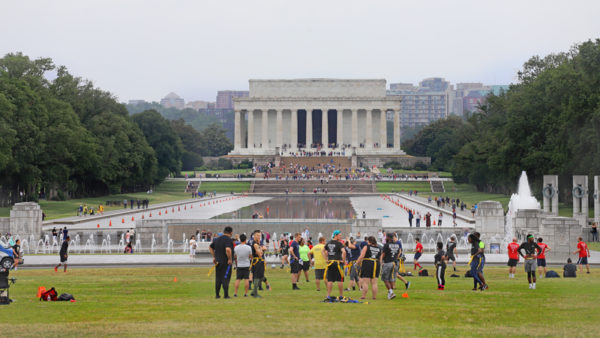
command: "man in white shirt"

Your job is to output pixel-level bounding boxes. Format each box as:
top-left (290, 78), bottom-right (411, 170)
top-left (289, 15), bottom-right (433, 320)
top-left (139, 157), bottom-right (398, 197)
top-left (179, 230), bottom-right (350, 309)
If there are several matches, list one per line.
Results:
top-left (234, 234), bottom-right (252, 297)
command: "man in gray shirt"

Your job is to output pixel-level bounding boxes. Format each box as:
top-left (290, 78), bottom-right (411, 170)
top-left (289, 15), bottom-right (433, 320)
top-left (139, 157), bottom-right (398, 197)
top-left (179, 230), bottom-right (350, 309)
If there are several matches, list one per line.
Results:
top-left (234, 234), bottom-right (252, 297)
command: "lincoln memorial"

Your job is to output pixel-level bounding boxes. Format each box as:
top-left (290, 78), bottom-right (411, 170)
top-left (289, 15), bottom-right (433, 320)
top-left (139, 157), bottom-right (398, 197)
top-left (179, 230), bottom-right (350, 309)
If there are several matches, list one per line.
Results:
top-left (229, 79), bottom-right (405, 157)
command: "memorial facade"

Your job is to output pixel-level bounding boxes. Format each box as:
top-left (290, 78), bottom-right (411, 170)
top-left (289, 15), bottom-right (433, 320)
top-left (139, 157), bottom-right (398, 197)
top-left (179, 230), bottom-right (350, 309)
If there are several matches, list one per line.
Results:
top-left (229, 79), bottom-right (404, 156)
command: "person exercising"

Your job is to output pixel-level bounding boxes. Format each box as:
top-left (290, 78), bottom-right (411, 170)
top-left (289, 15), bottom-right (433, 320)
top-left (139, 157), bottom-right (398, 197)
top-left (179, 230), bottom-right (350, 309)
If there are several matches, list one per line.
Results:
top-left (518, 234), bottom-right (542, 289)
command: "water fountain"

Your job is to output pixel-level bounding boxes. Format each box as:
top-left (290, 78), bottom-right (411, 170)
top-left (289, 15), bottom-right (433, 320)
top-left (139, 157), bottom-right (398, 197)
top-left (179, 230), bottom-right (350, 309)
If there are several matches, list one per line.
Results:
top-left (150, 234), bottom-right (157, 253)
top-left (167, 234), bottom-right (174, 253)
top-left (182, 233), bottom-right (189, 253)
top-left (135, 238), bottom-right (142, 253)
top-left (505, 171), bottom-right (541, 243)
top-left (100, 239), bottom-right (111, 254)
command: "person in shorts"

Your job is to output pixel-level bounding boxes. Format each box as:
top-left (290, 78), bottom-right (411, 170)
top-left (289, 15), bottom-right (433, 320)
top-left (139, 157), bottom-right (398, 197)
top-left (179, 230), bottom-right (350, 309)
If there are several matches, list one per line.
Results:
top-left (446, 237), bottom-right (458, 271)
top-left (536, 238), bottom-right (551, 278)
top-left (299, 238), bottom-right (311, 283)
top-left (357, 236), bottom-right (381, 300)
top-left (322, 230), bottom-right (346, 301)
top-left (54, 236), bottom-right (70, 272)
top-left (309, 237), bottom-right (327, 291)
top-left (507, 237), bottom-right (520, 278)
top-left (518, 234), bottom-right (542, 290)
top-left (573, 237), bottom-right (590, 274)
top-left (345, 237), bottom-right (361, 291)
top-left (250, 231), bottom-right (270, 297)
top-left (380, 233), bottom-right (410, 300)
top-left (414, 238), bottom-right (423, 271)
top-left (288, 233), bottom-right (302, 290)
top-left (233, 234), bottom-right (252, 297)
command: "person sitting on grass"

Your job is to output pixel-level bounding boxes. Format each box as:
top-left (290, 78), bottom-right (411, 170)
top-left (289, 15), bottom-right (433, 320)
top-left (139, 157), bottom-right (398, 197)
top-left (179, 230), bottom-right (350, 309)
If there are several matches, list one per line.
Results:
top-left (563, 258), bottom-right (577, 278)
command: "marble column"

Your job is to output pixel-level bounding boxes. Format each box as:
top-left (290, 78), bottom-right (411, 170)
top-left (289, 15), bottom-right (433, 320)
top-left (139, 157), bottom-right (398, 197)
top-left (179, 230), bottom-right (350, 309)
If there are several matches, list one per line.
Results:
top-left (291, 109), bottom-right (298, 149)
top-left (380, 109), bottom-right (387, 148)
top-left (393, 109), bottom-right (401, 149)
top-left (322, 109), bottom-right (328, 148)
top-left (306, 109), bottom-right (312, 148)
top-left (336, 109), bottom-right (343, 147)
top-left (351, 109), bottom-right (358, 147)
top-left (366, 109), bottom-right (373, 148)
top-left (234, 110), bottom-right (241, 150)
top-left (247, 110), bottom-right (254, 148)
top-left (262, 109), bottom-right (268, 148)
top-left (276, 109), bottom-right (283, 149)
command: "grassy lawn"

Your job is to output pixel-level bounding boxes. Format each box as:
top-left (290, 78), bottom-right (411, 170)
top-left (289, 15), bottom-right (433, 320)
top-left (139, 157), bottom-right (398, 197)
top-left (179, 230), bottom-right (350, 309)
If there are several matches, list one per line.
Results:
top-left (376, 181), bottom-right (432, 193)
top-left (198, 181), bottom-right (250, 193)
top-left (389, 169), bottom-right (452, 177)
top-left (2, 266), bottom-right (599, 336)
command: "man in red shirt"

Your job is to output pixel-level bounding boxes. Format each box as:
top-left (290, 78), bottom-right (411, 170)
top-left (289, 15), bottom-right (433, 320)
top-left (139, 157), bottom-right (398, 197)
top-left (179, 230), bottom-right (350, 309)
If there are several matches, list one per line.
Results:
top-left (573, 237), bottom-right (590, 274)
top-left (414, 238), bottom-right (423, 271)
top-left (536, 238), bottom-right (551, 278)
top-left (507, 238), bottom-right (520, 278)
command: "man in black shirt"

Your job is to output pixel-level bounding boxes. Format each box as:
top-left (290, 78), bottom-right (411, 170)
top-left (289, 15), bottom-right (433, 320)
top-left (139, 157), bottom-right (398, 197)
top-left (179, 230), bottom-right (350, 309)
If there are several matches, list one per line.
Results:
top-left (434, 242), bottom-right (447, 290)
top-left (54, 236), bottom-right (70, 272)
top-left (322, 230), bottom-right (346, 301)
top-left (518, 234), bottom-right (542, 289)
top-left (209, 226), bottom-right (234, 299)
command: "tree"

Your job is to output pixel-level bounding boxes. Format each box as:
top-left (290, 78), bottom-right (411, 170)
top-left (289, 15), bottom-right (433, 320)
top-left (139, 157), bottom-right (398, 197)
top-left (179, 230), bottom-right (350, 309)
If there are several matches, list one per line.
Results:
top-left (133, 110), bottom-right (183, 178)
top-left (199, 123), bottom-right (233, 156)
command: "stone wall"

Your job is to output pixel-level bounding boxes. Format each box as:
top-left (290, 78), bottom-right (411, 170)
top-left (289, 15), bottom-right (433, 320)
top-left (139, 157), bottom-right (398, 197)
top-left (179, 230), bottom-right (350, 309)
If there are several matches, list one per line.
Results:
top-left (0, 218), bottom-right (10, 234)
top-left (513, 209), bottom-right (545, 241)
top-left (475, 201), bottom-right (505, 239)
top-left (357, 155), bottom-right (430, 168)
top-left (10, 202), bottom-right (43, 239)
top-left (539, 217), bottom-right (581, 262)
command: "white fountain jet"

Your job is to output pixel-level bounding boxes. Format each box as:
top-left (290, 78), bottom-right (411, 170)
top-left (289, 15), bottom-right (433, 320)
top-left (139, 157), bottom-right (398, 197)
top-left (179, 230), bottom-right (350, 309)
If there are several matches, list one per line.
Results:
top-left (504, 171), bottom-right (541, 244)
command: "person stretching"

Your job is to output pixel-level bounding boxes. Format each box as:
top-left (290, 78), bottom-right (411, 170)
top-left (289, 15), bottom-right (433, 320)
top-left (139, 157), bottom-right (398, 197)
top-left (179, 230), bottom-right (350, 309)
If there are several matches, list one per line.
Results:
top-left (518, 234), bottom-right (542, 289)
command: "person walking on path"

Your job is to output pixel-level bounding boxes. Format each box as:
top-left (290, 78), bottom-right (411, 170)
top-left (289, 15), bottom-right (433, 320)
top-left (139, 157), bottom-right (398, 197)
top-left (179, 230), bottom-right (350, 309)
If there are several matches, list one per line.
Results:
top-left (574, 237), bottom-right (591, 274)
top-left (507, 238), bottom-right (520, 278)
top-left (54, 236), bottom-right (70, 273)
top-left (209, 226), bottom-right (234, 299)
top-left (518, 234), bottom-right (542, 289)
top-left (189, 235), bottom-right (197, 262)
top-left (408, 210), bottom-right (413, 227)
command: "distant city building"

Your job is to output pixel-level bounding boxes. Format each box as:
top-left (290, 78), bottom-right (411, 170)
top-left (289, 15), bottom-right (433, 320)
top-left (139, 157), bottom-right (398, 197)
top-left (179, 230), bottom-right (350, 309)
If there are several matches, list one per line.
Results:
top-left (388, 78), bottom-right (450, 127)
top-left (185, 100), bottom-right (212, 110)
top-left (128, 99), bottom-right (148, 105)
top-left (216, 90), bottom-right (249, 109)
top-left (450, 83), bottom-right (509, 115)
top-left (160, 92), bottom-right (185, 109)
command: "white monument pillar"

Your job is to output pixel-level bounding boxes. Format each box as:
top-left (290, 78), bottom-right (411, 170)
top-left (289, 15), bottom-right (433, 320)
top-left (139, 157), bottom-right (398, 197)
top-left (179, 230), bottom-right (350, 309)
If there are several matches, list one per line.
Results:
top-left (234, 110), bottom-right (241, 150)
top-left (393, 109), bottom-right (401, 149)
top-left (276, 109), bottom-right (283, 149)
top-left (240, 111), bottom-right (247, 148)
top-left (351, 109), bottom-right (358, 147)
top-left (573, 175), bottom-right (589, 227)
top-left (595, 176), bottom-right (600, 224)
top-left (291, 109), bottom-right (298, 149)
top-left (262, 109), bottom-right (269, 148)
top-left (322, 109), bottom-right (328, 148)
top-left (543, 175), bottom-right (559, 216)
top-left (380, 109), bottom-right (387, 148)
top-left (337, 109), bottom-right (343, 148)
top-left (306, 109), bottom-right (312, 148)
top-left (366, 109), bottom-right (373, 148)
top-left (247, 110), bottom-right (254, 148)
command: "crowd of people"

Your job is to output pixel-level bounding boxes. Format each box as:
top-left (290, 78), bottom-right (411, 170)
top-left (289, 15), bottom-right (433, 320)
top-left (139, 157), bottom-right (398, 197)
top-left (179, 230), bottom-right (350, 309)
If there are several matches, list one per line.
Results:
top-left (205, 226), bottom-right (594, 301)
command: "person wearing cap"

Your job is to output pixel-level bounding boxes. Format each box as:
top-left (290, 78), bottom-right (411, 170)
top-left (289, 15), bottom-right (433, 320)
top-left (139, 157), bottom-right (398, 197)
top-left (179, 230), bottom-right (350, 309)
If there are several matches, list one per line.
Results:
top-left (518, 234), bottom-right (542, 289)
top-left (322, 230), bottom-right (347, 301)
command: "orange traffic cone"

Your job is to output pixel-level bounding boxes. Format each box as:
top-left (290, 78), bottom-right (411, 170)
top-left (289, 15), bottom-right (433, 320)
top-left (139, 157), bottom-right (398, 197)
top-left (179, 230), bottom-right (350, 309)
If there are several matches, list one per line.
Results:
top-left (173, 277), bottom-right (178, 283)
top-left (122, 218), bottom-right (125, 223)
top-left (37, 286), bottom-right (46, 298)
top-left (149, 212), bottom-right (152, 217)
top-left (402, 293), bottom-right (409, 298)
top-left (97, 224), bottom-right (100, 228)
top-left (131, 216), bottom-right (134, 221)
top-left (141, 214), bottom-right (145, 219)
top-left (109, 220), bottom-right (112, 226)
top-left (190, 205), bottom-right (193, 209)
top-left (184, 205), bottom-right (187, 210)
top-left (165, 210), bottom-right (168, 214)
top-left (433, 220), bottom-right (436, 226)
top-left (158, 211), bottom-right (161, 215)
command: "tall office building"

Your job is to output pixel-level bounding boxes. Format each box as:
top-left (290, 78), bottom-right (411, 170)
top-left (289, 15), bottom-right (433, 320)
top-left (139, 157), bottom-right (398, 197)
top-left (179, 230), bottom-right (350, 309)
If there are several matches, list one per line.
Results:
top-left (216, 90), bottom-right (249, 109)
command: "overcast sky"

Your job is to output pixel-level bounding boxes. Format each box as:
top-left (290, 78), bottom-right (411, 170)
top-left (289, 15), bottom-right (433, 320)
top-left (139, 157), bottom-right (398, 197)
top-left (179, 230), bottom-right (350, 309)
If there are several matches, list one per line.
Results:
top-left (2, 0), bottom-right (599, 102)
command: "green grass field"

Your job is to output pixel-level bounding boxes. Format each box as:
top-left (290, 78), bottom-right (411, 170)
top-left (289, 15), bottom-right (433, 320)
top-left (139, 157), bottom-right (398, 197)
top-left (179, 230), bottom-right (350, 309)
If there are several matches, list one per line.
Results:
top-left (198, 181), bottom-right (250, 193)
top-left (2, 266), bottom-right (598, 336)
top-left (181, 169), bottom-right (251, 176)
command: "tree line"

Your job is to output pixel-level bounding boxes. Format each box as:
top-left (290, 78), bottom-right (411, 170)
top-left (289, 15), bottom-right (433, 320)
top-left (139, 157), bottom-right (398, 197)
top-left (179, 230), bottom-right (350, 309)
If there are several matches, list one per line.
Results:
top-left (0, 53), bottom-right (231, 206)
top-left (404, 39), bottom-right (600, 201)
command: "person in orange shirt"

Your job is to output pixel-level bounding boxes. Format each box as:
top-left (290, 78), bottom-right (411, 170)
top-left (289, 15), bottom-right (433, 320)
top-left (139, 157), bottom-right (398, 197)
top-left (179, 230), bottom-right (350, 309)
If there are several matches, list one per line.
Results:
top-left (573, 237), bottom-right (590, 274)
top-left (414, 238), bottom-right (423, 271)
top-left (507, 238), bottom-right (520, 278)
top-left (536, 238), bottom-right (551, 278)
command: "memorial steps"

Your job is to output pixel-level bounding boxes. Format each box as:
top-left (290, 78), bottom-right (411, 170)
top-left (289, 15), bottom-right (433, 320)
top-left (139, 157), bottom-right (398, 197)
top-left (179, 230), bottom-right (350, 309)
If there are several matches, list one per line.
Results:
top-left (250, 179), bottom-right (376, 193)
